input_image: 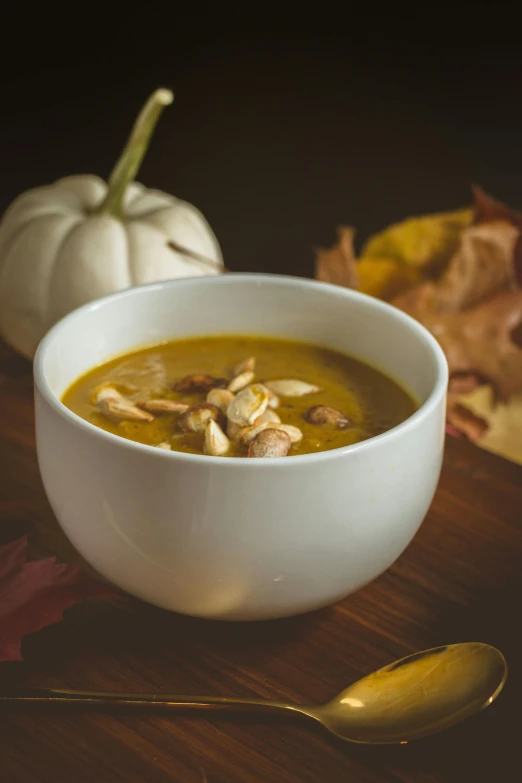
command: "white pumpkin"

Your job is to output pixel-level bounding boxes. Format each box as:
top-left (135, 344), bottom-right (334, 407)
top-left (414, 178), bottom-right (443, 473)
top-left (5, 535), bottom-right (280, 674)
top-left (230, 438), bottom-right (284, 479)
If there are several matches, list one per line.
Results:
top-left (0, 89), bottom-right (223, 359)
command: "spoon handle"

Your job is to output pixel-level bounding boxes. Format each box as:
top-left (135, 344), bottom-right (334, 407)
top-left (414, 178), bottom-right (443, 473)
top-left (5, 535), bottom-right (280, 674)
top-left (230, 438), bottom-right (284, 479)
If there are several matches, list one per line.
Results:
top-left (0, 687), bottom-right (290, 715)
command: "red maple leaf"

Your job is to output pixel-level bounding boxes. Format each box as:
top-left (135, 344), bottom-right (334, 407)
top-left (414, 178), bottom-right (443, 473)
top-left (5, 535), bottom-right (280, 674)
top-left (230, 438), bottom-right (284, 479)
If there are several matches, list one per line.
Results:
top-left (0, 536), bottom-right (119, 662)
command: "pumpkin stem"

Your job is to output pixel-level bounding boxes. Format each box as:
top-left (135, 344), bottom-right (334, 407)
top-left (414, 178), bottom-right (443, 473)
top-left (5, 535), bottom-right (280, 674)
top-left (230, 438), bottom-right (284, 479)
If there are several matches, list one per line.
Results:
top-left (99, 88), bottom-right (174, 219)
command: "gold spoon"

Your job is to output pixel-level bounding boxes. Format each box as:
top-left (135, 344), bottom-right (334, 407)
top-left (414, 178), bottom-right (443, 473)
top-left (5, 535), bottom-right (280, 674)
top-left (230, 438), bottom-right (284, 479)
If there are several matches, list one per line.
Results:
top-left (0, 642), bottom-right (506, 744)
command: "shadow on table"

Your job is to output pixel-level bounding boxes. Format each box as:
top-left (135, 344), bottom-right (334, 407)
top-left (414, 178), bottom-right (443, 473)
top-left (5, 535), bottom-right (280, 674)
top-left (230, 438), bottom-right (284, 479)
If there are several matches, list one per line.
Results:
top-left (0, 594), bottom-right (337, 693)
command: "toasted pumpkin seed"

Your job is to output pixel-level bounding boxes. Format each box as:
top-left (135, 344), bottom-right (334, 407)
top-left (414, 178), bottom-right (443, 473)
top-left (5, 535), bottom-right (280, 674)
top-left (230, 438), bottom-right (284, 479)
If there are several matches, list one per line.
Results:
top-left (248, 428), bottom-right (292, 458)
top-left (264, 379), bottom-right (321, 397)
top-left (180, 403), bottom-right (225, 433)
top-left (238, 421), bottom-right (271, 445)
top-left (304, 405), bottom-right (350, 429)
top-left (226, 420), bottom-right (243, 442)
top-left (228, 370), bottom-right (255, 393)
top-left (272, 423), bottom-right (303, 443)
top-left (95, 387), bottom-right (154, 423)
top-left (227, 383), bottom-right (269, 426)
top-left (240, 419), bottom-right (300, 445)
top-left (137, 399), bottom-right (189, 414)
top-left (266, 388), bottom-right (280, 409)
top-left (257, 409), bottom-right (281, 424)
top-left (232, 356), bottom-right (256, 375)
top-left (204, 419), bottom-right (231, 456)
top-left (206, 388), bottom-right (235, 414)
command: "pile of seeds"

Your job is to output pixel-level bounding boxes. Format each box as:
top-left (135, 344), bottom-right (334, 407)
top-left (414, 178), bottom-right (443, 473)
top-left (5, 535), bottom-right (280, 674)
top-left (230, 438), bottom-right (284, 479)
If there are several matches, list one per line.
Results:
top-left (94, 356), bottom-right (350, 458)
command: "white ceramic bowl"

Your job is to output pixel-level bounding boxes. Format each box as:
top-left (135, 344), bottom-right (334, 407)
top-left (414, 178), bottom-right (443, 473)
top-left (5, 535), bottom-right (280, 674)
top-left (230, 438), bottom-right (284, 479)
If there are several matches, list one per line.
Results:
top-left (34, 274), bottom-right (447, 621)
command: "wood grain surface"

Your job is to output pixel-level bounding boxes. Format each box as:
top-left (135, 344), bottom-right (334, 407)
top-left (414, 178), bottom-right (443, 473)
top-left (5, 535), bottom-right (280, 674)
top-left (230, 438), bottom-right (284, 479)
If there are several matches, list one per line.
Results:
top-left (0, 338), bottom-right (520, 783)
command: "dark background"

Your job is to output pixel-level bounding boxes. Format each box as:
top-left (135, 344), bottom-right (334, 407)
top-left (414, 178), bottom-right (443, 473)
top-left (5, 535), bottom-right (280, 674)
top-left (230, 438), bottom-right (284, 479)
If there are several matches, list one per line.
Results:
top-left (1, 12), bottom-right (521, 277)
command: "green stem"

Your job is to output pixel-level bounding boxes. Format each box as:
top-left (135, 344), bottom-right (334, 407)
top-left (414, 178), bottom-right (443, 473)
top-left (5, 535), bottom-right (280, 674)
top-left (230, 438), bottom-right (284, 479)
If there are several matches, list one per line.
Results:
top-left (99, 88), bottom-right (174, 219)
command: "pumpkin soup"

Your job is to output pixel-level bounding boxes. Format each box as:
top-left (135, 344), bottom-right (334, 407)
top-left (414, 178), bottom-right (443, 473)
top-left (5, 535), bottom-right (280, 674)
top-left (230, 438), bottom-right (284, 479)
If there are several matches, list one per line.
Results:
top-left (61, 336), bottom-right (416, 457)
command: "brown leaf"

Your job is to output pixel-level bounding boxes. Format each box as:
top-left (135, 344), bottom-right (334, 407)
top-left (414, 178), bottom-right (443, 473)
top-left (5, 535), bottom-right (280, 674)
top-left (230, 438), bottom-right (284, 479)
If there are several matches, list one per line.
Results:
top-left (473, 185), bottom-right (522, 228)
top-left (315, 187), bottom-right (522, 458)
top-left (456, 385), bottom-right (522, 464)
top-left (391, 281), bottom-right (437, 316)
top-left (434, 222), bottom-right (519, 311)
top-left (0, 536), bottom-right (118, 662)
top-left (446, 401), bottom-right (488, 441)
top-left (391, 204), bottom-right (522, 403)
top-left (315, 227), bottom-right (359, 289)
top-left (394, 288), bottom-right (522, 401)
top-left (448, 372), bottom-right (486, 396)
top-left (473, 186), bottom-right (522, 285)
top-left (446, 422), bottom-right (465, 439)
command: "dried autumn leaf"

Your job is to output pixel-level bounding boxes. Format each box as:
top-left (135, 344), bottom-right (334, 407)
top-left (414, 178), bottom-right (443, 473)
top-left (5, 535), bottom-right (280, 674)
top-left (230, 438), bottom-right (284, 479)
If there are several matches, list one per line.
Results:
top-left (446, 400), bottom-right (488, 441)
top-left (448, 372), bottom-right (486, 396)
top-left (315, 187), bottom-right (522, 456)
top-left (315, 226), bottom-right (359, 289)
top-left (456, 385), bottom-right (522, 465)
top-left (315, 227), bottom-right (420, 300)
top-left (473, 186), bottom-right (522, 285)
top-left (361, 207), bottom-right (473, 274)
top-left (390, 200), bottom-right (522, 407)
top-left (433, 222), bottom-right (519, 311)
top-left (0, 536), bottom-right (118, 662)
top-left (473, 185), bottom-right (522, 228)
top-left (357, 256), bottom-right (421, 301)
top-left (446, 423), bottom-right (464, 439)
top-left (394, 288), bottom-right (522, 402)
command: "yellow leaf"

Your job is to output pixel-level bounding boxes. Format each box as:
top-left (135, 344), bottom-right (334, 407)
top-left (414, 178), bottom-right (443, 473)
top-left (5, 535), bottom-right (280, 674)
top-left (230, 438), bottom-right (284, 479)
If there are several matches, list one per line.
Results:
top-left (357, 257), bottom-right (422, 301)
top-left (361, 207), bottom-right (473, 274)
top-left (457, 385), bottom-right (522, 465)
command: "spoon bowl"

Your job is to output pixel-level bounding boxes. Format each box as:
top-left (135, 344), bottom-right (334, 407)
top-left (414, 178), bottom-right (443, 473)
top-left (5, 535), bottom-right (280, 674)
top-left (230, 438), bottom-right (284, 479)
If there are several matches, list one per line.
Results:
top-left (307, 642), bottom-right (507, 743)
top-left (0, 642), bottom-right (506, 745)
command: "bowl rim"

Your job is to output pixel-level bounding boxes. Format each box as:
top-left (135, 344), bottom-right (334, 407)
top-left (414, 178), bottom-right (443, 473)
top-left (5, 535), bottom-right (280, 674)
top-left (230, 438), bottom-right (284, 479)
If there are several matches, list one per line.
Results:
top-left (34, 273), bottom-right (448, 467)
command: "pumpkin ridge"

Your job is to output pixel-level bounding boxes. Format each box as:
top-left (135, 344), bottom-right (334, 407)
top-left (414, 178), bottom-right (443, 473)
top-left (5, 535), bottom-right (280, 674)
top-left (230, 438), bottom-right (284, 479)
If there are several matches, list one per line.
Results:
top-left (0, 210), bottom-right (82, 266)
top-left (44, 218), bottom-right (90, 330)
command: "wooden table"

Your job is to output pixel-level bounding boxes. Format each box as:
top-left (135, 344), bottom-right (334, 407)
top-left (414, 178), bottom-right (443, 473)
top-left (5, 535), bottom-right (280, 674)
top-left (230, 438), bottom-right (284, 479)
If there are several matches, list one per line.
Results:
top-left (0, 338), bottom-right (520, 783)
